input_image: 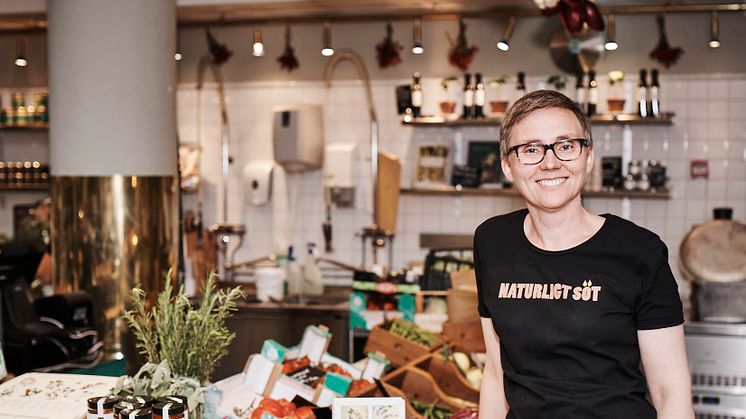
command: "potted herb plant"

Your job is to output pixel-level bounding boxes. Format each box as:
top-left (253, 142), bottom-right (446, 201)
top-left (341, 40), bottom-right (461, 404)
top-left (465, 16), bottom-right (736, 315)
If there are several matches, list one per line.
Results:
top-left (607, 71), bottom-right (625, 114)
top-left (113, 271), bottom-right (244, 418)
top-left (440, 76), bottom-right (458, 117)
top-left (488, 75), bottom-right (511, 115)
top-left (547, 74), bottom-right (568, 93)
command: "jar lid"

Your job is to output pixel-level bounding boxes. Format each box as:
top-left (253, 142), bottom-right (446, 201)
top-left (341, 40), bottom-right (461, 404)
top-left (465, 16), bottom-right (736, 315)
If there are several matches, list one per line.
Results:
top-left (120, 407), bottom-right (153, 419)
top-left (152, 401), bottom-right (186, 415)
top-left (87, 395), bottom-right (120, 410)
top-left (122, 395), bottom-right (155, 407)
top-left (115, 401), bottom-right (145, 415)
top-left (158, 395), bottom-right (187, 406)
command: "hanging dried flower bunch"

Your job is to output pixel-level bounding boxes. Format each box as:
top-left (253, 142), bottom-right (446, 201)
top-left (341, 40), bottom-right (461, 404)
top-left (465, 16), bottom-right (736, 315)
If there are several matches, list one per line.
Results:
top-left (277, 26), bottom-right (300, 72)
top-left (447, 19), bottom-right (479, 71)
top-left (205, 28), bottom-right (233, 65)
top-left (649, 14), bottom-right (684, 68)
top-left (375, 22), bottom-right (403, 68)
top-left (536, 0), bottom-right (604, 34)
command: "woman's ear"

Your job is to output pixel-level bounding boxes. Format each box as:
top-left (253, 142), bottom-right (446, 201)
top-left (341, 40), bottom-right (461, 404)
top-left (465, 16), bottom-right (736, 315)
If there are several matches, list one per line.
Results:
top-left (501, 157), bottom-right (514, 182)
top-left (585, 147), bottom-right (595, 175)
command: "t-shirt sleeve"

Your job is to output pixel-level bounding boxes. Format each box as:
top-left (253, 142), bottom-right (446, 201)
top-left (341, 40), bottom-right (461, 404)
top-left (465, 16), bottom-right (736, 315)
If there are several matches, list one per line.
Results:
top-left (473, 228), bottom-right (490, 318)
top-left (634, 236), bottom-right (685, 330)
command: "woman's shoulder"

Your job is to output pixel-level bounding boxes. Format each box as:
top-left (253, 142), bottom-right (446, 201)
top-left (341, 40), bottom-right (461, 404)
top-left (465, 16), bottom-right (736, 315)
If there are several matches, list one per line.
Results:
top-left (475, 208), bottom-right (527, 238)
top-left (601, 213), bottom-right (664, 247)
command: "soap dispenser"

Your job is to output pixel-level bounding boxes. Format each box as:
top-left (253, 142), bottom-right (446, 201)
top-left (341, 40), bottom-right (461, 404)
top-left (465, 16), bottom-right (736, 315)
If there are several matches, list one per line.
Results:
top-left (303, 242), bottom-right (324, 296)
top-left (286, 246), bottom-right (303, 296)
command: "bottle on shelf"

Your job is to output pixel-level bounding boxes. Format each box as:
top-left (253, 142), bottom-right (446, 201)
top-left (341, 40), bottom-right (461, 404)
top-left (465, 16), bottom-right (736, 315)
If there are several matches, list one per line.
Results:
top-left (637, 69), bottom-right (648, 118)
top-left (587, 70), bottom-right (598, 117)
top-left (516, 71), bottom-right (527, 100)
top-left (303, 242), bottom-right (324, 296)
top-left (649, 69), bottom-right (661, 118)
top-left (575, 72), bottom-right (586, 111)
top-left (13, 92), bottom-right (28, 127)
top-left (411, 72), bottom-right (423, 118)
top-left (474, 72), bottom-right (485, 119)
top-left (462, 73), bottom-right (474, 119)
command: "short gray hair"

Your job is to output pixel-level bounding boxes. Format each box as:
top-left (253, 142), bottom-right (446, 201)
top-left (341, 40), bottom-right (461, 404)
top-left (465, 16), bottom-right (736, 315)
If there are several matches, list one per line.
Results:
top-left (499, 89), bottom-right (592, 158)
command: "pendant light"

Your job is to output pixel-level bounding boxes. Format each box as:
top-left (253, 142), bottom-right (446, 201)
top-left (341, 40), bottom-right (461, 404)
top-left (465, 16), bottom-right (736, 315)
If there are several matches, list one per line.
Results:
top-left (708, 11), bottom-right (720, 48)
top-left (252, 28), bottom-right (266, 57)
top-left (14, 39), bottom-right (27, 67)
top-left (497, 16), bottom-right (516, 52)
top-left (604, 13), bottom-right (618, 51)
top-left (321, 21), bottom-right (334, 56)
top-left (412, 17), bottom-right (424, 55)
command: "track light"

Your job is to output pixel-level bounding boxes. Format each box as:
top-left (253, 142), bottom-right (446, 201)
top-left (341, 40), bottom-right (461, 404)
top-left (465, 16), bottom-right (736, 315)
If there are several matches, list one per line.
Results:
top-left (497, 16), bottom-right (516, 52)
top-left (604, 13), bottom-right (619, 51)
top-left (412, 17), bottom-right (424, 55)
top-left (252, 28), bottom-right (265, 57)
top-left (174, 52), bottom-right (183, 61)
top-left (321, 21), bottom-right (334, 56)
top-left (14, 39), bottom-right (27, 67)
top-left (709, 11), bottom-right (720, 48)
top-left (604, 13), bottom-right (618, 51)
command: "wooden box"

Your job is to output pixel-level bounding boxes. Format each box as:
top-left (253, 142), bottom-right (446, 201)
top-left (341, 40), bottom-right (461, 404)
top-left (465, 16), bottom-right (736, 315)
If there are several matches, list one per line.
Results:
top-left (383, 366), bottom-right (475, 412)
top-left (411, 354), bottom-right (479, 403)
top-left (442, 321), bottom-right (486, 353)
top-left (363, 325), bottom-right (442, 368)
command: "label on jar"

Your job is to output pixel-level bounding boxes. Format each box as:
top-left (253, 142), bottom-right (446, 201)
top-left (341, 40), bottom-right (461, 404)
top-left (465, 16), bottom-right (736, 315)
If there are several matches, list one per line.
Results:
top-left (474, 89), bottom-right (485, 106)
top-left (588, 87), bottom-right (599, 104)
top-left (411, 90), bottom-right (423, 107)
top-left (463, 90), bottom-right (474, 106)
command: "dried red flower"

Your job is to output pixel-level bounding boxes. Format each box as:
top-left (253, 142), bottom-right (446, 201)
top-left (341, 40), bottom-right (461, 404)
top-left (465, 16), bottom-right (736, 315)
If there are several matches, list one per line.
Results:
top-left (375, 22), bottom-right (403, 68)
top-left (649, 14), bottom-right (684, 68)
top-left (448, 19), bottom-right (479, 71)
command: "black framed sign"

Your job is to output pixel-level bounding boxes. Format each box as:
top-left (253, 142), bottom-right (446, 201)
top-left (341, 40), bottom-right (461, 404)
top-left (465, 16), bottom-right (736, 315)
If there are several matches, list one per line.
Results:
top-left (467, 141), bottom-right (502, 186)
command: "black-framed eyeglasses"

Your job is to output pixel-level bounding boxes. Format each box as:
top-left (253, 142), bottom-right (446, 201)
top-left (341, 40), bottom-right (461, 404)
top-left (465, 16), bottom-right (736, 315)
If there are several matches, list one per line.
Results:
top-left (508, 138), bottom-right (590, 165)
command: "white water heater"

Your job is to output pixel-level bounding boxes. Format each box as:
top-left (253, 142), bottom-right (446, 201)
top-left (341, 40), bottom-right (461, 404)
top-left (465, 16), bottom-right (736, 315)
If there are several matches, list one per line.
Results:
top-left (272, 104), bottom-right (324, 173)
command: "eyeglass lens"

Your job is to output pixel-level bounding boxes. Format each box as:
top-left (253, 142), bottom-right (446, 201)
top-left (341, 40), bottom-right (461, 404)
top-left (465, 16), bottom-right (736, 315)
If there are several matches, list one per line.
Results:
top-left (516, 139), bottom-right (584, 165)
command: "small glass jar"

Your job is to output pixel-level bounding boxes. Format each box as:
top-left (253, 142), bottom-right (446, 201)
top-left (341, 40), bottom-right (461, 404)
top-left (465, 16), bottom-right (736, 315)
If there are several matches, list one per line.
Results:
top-left (119, 407), bottom-right (153, 419)
top-left (637, 174), bottom-right (651, 191)
top-left (623, 174), bottom-right (637, 191)
top-left (114, 401), bottom-right (145, 418)
top-left (628, 160), bottom-right (642, 176)
top-left (87, 395), bottom-right (120, 419)
top-left (152, 401), bottom-right (186, 419)
top-left (157, 396), bottom-right (189, 419)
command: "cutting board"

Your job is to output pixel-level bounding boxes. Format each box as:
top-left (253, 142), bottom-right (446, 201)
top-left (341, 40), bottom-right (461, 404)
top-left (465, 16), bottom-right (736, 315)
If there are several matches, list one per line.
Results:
top-left (375, 152), bottom-right (402, 234)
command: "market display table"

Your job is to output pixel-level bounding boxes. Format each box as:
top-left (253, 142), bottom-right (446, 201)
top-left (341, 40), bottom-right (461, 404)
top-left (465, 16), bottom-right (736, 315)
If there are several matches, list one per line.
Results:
top-left (0, 372), bottom-right (118, 419)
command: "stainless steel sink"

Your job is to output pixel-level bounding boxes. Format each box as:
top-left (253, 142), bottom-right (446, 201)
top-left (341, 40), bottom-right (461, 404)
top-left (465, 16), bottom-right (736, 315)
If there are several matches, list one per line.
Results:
top-left (280, 294), bottom-right (349, 306)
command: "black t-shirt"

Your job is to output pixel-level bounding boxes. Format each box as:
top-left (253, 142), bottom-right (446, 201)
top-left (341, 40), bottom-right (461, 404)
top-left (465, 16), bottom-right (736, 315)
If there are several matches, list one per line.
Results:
top-left (474, 209), bottom-right (684, 419)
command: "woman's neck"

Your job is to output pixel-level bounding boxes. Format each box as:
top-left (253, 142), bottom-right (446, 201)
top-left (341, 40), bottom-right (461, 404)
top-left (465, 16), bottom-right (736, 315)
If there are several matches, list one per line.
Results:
top-left (523, 201), bottom-right (605, 251)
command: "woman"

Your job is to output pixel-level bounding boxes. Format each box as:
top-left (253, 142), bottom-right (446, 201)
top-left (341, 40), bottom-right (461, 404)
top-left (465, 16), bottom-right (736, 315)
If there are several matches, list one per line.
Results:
top-left (474, 90), bottom-right (693, 418)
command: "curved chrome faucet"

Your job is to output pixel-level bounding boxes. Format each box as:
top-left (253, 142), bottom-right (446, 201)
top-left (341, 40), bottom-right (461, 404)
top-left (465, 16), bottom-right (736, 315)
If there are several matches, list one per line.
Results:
top-left (323, 49), bottom-right (380, 226)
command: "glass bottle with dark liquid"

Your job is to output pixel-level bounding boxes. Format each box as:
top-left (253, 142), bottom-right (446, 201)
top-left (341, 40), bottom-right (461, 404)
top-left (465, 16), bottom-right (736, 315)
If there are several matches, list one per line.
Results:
top-left (474, 72), bottom-right (485, 119)
top-left (637, 69), bottom-right (648, 118)
top-left (411, 72), bottom-right (422, 118)
top-left (649, 69), bottom-right (660, 118)
top-left (462, 73), bottom-right (473, 119)
top-left (587, 70), bottom-right (598, 117)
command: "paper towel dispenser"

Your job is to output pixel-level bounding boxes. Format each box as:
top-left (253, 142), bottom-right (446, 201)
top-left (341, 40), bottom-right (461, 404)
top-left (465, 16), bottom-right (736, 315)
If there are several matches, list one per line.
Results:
top-left (273, 104), bottom-right (324, 173)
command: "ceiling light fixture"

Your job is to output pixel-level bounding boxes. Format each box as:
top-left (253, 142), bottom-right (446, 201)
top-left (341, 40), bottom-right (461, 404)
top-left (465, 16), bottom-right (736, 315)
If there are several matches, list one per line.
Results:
top-left (252, 28), bottom-right (265, 57)
top-left (321, 21), bottom-right (334, 56)
top-left (604, 13), bottom-right (618, 51)
top-left (14, 39), bottom-right (27, 67)
top-left (497, 16), bottom-right (516, 52)
top-left (709, 11), bottom-right (720, 48)
top-left (412, 17), bottom-right (424, 55)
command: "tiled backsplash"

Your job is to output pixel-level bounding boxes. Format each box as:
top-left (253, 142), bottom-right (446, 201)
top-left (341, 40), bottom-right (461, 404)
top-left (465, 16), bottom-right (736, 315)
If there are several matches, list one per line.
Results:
top-left (181, 73), bottom-right (746, 291)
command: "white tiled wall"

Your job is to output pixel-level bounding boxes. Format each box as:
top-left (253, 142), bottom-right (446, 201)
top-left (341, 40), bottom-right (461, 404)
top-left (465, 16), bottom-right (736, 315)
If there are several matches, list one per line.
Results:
top-left (180, 73), bottom-right (746, 288)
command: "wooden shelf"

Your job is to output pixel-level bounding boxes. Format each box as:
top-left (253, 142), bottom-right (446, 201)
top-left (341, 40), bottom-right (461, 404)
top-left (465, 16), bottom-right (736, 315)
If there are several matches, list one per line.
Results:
top-left (400, 187), bottom-right (670, 200)
top-left (0, 125), bottom-right (49, 132)
top-left (402, 113), bottom-right (675, 127)
top-left (0, 184), bottom-right (50, 191)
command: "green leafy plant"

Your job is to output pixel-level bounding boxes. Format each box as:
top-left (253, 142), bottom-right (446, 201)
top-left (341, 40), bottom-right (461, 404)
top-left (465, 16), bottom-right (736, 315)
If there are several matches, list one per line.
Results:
top-left (488, 74), bottom-right (511, 88)
top-left (608, 71), bottom-right (625, 86)
top-left (113, 360), bottom-right (204, 418)
top-left (123, 270), bottom-right (244, 383)
top-left (441, 76), bottom-right (458, 91)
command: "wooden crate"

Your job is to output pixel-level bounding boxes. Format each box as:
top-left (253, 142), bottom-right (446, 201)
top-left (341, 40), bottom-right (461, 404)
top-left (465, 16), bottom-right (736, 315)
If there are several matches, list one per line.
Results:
top-left (383, 366), bottom-right (476, 412)
top-left (442, 321), bottom-right (486, 353)
top-left (363, 325), bottom-right (442, 367)
top-left (411, 353), bottom-right (479, 404)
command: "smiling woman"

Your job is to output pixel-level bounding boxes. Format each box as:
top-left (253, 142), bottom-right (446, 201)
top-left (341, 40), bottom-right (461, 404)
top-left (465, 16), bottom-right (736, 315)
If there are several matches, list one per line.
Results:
top-left (474, 90), bottom-right (694, 419)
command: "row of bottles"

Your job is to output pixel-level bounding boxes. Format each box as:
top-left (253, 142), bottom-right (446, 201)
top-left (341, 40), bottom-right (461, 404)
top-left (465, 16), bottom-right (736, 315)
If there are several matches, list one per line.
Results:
top-left (575, 69), bottom-right (662, 118)
top-left (0, 161), bottom-right (50, 186)
top-left (636, 69), bottom-right (661, 118)
top-left (0, 91), bottom-right (49, 128)
top-left (410, 71), bottom-right (526, 119)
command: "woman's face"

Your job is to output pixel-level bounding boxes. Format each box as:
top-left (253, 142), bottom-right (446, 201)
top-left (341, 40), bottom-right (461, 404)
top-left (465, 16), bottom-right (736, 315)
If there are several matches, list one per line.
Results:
top-left (501, 107), bottom-right (594, 212)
